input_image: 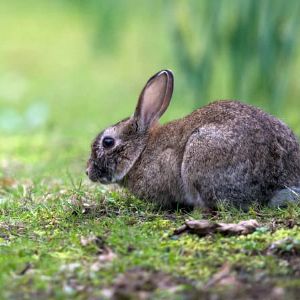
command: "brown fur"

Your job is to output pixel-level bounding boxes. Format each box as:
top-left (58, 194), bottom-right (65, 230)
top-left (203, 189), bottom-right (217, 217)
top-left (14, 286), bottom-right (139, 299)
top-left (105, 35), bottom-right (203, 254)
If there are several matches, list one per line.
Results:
top-left (87, 70), bottom-right (300, 209)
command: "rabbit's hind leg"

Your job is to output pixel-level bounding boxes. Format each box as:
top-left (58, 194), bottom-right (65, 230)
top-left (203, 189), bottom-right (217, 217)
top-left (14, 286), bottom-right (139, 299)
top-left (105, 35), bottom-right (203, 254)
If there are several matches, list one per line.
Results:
top-left (181, 125), bottom-right (236, 209)
top-left (269, 187), bottom-right (300, 208)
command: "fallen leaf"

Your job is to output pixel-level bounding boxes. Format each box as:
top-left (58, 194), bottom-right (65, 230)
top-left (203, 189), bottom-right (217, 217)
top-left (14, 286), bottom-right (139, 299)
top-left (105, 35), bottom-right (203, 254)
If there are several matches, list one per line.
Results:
top-left (80, 234), bottom-right (116, 271)
top-left (0, 177), bottom-right (16, 188)
top-left (205, 264), bottom-right (242, 288)
top-left (173, 219), bottom-right (259, 237)
top-left (90, 245), bottom-right (117, 272)
top-left (217, 219), bottom-right (260, 235)
top-left (98, 246), bottom-right (116, 262)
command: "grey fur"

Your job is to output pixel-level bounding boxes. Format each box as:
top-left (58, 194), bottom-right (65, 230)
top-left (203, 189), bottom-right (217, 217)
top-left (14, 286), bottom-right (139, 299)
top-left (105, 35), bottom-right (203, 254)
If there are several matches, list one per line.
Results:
top-left (87, 70), bottom-right (300, 209)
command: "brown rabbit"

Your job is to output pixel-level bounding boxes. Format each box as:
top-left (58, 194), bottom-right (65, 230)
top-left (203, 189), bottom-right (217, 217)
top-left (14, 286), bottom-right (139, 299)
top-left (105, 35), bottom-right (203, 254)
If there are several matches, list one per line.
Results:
top-left (86, 70), bottom-right (300, 209)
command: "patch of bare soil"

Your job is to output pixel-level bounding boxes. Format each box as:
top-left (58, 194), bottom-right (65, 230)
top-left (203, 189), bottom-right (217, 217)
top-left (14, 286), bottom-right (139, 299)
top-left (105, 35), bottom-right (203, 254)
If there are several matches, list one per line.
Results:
top-left (191, 284), bottom-right (293, 300)
top-left (101, 264), bottom-right (300, 300)
top-left (101, 267), bottom-right (193, 300)
top-left (190, 264), bottom-right (300, 300)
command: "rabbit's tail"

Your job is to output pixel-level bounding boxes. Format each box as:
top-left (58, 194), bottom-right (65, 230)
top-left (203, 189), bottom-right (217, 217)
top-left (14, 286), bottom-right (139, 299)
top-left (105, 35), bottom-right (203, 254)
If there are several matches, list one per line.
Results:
top-left (269, 186), bottom-right (300, 207)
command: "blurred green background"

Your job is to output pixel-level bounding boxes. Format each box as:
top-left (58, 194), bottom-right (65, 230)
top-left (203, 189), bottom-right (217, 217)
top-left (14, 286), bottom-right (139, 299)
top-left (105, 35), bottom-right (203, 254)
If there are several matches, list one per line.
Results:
top-left (1, 0), bottom-right (300, 179)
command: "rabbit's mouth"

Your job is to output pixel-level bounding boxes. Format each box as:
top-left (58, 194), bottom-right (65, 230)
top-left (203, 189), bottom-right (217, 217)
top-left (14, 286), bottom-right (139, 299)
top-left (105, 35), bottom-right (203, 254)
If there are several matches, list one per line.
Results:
top-left (98, 176), bottom-right (115, 184)
top-left (86, 162), bottom-right (115, 184)
top-left (87, 170), bottom-right (113, 184)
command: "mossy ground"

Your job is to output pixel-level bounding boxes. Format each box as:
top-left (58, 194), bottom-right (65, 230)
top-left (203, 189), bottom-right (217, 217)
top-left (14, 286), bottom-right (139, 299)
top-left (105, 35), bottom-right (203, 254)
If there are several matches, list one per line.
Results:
top-left (1, 135), bottom-right (300, 299)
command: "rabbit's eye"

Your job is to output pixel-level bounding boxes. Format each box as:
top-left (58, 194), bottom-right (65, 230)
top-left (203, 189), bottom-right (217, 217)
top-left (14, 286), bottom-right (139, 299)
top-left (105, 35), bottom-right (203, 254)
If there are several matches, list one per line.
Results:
top-left (102, 136), bottom-right (115, 149)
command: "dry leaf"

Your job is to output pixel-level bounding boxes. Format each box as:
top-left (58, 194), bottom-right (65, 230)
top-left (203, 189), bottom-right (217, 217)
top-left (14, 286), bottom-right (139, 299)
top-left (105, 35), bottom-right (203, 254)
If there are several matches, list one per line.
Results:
top-left (80, 234), bottom-right (116, 271)
top-left (0, 177), bottom-right (16, 188)
top-left (205, 264), bottom-right (241, 288)
top-left (216, 219), bottom-right (259, 235)
top-left (174, 219), bottom-right (259, 237)
top-left (98, 246), bottom-right (116, 262)
top-left (91, 247), bottom-right (117, 272)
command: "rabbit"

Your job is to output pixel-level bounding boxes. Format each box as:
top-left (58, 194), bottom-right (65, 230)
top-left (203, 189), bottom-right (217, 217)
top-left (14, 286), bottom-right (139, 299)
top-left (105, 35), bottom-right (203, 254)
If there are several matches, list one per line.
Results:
top-left (86, 70), bottom-right (300, 210)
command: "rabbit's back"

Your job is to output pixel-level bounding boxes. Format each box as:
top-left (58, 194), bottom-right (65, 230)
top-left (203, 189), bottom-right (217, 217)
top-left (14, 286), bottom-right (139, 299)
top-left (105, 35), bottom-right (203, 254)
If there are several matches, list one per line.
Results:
top-left (181, 100), bottom-right (300, 208)
top-left (87, 70), bottom-right (300, 209)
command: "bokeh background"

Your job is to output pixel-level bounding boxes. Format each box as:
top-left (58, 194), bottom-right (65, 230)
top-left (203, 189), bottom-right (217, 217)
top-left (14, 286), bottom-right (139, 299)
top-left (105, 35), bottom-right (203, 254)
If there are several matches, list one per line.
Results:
top-left (1, 0), bottom-right (300, 179)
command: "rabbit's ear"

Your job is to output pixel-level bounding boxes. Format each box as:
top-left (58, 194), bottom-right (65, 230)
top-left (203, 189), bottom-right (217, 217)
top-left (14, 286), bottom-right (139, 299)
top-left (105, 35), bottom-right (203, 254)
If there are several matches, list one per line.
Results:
top-left (134, 70), bottom-right (174, 131)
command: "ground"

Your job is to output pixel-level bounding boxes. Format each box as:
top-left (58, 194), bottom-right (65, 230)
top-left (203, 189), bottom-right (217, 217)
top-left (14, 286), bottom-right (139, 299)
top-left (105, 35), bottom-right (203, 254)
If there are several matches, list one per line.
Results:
top-left (2, 2), bottom-right (300, 299)
top-left (1, 136), bottom-right (300, 300)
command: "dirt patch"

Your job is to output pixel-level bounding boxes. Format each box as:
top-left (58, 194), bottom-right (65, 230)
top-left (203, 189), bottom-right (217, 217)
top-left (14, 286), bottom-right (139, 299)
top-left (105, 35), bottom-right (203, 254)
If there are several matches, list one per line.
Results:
top-left (193, 263), bottom-right (300, 300)
top-left (102, 267), bottom-right (193, 300)
top-left (191, 284), bottom-right (290, 300)
top-left (101, 265), bottom-right (300, 300)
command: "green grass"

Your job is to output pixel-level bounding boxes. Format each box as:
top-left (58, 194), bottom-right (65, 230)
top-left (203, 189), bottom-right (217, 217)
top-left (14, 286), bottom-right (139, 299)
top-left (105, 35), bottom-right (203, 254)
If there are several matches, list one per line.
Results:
top-left (2, 171), bottom-right (300, 299)
top-left (1, 1), bottom-right (300, 299)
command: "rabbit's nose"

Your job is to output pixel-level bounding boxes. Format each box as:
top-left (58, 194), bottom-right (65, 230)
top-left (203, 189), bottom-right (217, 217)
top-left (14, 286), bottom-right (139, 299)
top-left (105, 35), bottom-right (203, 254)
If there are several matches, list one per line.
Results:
top-left (85, 168), bottom-right (89, 176)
